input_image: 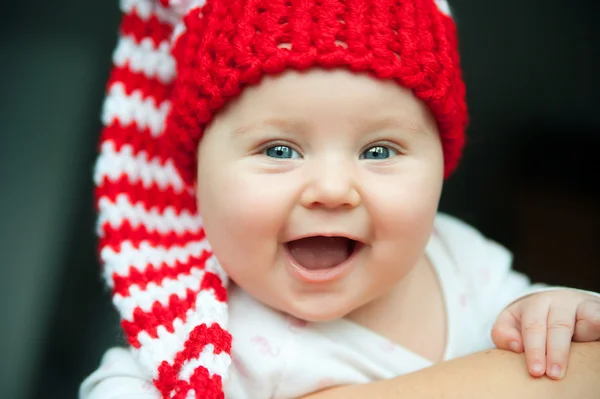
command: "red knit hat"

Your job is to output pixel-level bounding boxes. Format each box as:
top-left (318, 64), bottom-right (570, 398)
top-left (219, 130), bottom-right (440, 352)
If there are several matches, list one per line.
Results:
top-left (95, 0), bottom-right (467, 397)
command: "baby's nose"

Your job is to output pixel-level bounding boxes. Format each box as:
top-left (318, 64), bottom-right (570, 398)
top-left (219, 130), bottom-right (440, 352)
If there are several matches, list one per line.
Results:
top-left (300, 159), bottom-right (361, 210)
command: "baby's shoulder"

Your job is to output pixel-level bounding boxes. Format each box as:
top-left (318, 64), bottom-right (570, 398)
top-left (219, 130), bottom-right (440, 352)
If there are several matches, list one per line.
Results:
top-left (432, 213), bottom-right (513, 274)
top-left (228, 284), bottom-right (299, 350)
top-left (226, 285), bottom-right (299, 398)
top-left (433, 213), bottom-right (488, 244)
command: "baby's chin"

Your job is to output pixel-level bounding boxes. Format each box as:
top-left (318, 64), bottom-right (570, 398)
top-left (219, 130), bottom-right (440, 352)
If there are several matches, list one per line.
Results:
top-left (228, 277), bottom-right (365, 322)
top-left (271, 296), bottom-right (361, 323)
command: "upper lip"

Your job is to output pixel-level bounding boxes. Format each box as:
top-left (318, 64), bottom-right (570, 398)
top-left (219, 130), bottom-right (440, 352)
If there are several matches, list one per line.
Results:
top-left (284, 233), bottom-right (365, 244)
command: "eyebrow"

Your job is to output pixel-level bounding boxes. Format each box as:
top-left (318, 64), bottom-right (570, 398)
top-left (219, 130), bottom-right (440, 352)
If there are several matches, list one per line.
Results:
top-left (228, 116), bottom-right (430, 138)
top-left (352, 117), bottom-right (431, 136)
top-left (228, 118), bottom-right (310, 138)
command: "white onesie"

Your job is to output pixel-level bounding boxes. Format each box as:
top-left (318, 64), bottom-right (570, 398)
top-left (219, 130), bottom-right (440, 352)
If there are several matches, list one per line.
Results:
top-left (79, 214), bottom-right (594, 399)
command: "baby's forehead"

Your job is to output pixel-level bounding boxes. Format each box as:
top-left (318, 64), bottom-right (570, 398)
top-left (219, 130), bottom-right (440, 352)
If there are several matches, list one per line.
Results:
top-left (207, 69), bottom-right (436, 136)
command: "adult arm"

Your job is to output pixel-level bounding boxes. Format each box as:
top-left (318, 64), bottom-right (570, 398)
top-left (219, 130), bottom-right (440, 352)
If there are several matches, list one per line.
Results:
top-left (301, 342), bottom-right (600, 399)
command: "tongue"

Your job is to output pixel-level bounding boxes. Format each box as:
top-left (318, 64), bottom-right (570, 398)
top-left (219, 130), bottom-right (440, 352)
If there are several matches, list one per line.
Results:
top-left (287, 237), bottom-right (351, 270)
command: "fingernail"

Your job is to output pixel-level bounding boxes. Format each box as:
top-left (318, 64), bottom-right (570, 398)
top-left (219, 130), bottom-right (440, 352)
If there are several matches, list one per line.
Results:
top-left (531, 361), bottom-right (544, 375)
top-left (549, 364), bottom-right (562, 379)
top-left (509, 341), bottom-right (520, 352)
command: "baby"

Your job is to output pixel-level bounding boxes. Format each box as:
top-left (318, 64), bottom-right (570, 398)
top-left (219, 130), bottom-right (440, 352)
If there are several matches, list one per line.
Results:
top-left (80, 0), bottom-right (600, 398)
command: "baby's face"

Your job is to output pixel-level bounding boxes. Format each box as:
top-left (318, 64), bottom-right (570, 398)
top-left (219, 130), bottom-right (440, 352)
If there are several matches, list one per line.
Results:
top-left (196, 69), bottom-right (444, 322)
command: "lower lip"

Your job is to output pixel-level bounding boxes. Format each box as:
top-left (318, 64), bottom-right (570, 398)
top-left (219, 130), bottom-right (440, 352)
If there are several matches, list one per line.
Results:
top-left (284, 243), bottom-right (362, 283)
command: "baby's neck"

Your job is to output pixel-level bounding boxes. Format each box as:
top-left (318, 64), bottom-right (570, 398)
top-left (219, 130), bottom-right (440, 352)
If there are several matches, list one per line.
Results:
top-left (345, 253), bottom-right (447, 362)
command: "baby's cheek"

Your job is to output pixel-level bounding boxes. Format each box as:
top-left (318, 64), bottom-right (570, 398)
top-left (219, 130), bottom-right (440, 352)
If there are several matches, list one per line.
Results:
top-left (230, 179), bottom-right (295, 231)
top-left (200, 181), bottom-right (285, 283)
top-left (372, 203), bottom-right (434, 252)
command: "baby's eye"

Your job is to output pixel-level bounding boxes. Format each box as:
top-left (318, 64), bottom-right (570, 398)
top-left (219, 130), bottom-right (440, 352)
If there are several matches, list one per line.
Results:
top-left (264, 145), bottom-right (301, 159)
top-left (360, 145), bottom-right (398, 160)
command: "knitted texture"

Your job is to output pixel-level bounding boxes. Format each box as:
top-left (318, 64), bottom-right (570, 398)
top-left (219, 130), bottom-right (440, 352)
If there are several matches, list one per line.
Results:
top-left (95, 0), bottom-right (467, 397)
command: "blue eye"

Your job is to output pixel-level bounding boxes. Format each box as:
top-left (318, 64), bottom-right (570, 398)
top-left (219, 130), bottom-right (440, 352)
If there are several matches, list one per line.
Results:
top-left (265, 145), bottom-right (301, 159)
top-left (360, 146), bottom-right (397, 160)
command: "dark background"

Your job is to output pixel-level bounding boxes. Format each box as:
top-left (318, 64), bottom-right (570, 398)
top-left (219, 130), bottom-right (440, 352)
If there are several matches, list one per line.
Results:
top-left (1, 1), bottom-right (598, 398)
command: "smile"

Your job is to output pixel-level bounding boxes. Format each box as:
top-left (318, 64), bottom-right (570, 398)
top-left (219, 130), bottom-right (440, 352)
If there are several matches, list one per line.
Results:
top-left (284, 236), bottom-right (363, 283)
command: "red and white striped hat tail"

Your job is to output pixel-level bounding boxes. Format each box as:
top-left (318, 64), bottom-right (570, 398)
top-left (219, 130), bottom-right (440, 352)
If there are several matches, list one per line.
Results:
top-left (95, 1), bottom-right (231, 398)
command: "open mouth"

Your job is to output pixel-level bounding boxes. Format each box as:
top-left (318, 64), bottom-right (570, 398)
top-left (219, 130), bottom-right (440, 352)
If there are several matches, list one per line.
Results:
top-left (285, 236), bottom-right (359, 271)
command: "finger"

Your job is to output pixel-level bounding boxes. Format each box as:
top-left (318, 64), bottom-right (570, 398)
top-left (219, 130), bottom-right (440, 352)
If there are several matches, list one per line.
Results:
top-left (573, 300), bottom-right (600, 342)
top-left (521, 297), bottom-right (551, 377)
top-left (545, 302), bottom-right (577, 379)
top-left (491, 308), bottom-right (523, 353)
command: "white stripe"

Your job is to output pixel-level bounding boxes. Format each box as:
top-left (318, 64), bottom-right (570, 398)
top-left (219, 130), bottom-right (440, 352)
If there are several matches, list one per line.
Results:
top-left (134, 290), bottom-right (229, 378)
top-left (168, 1), bottom-right (206, 46)
top-left (113, 255), bottom-right (224, 320)
top-left (204, 255), bottom-right (228, 288)
top-left (113, 35), bottom-right (176, 84)
top-left (170, 19), bottom-right (187, 46)
top-left (179, 344), bottom-right (231, 381)
top-left (169, 0), bottom-right (206, 16)
top-left (434, 0), bottom-right (452, 17)
top-left (94, 141), bottom-right (186, 193)
top-left (120, 0), bottom-right (182, 25)
top-left (114, 268), bottom-right (206, 320)
top-left (97, 194), bottom-right (201, 236)
top-left (102, 82), bottom-right (171, 137)
top-left (101, 239), bottom-right (211, 286)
